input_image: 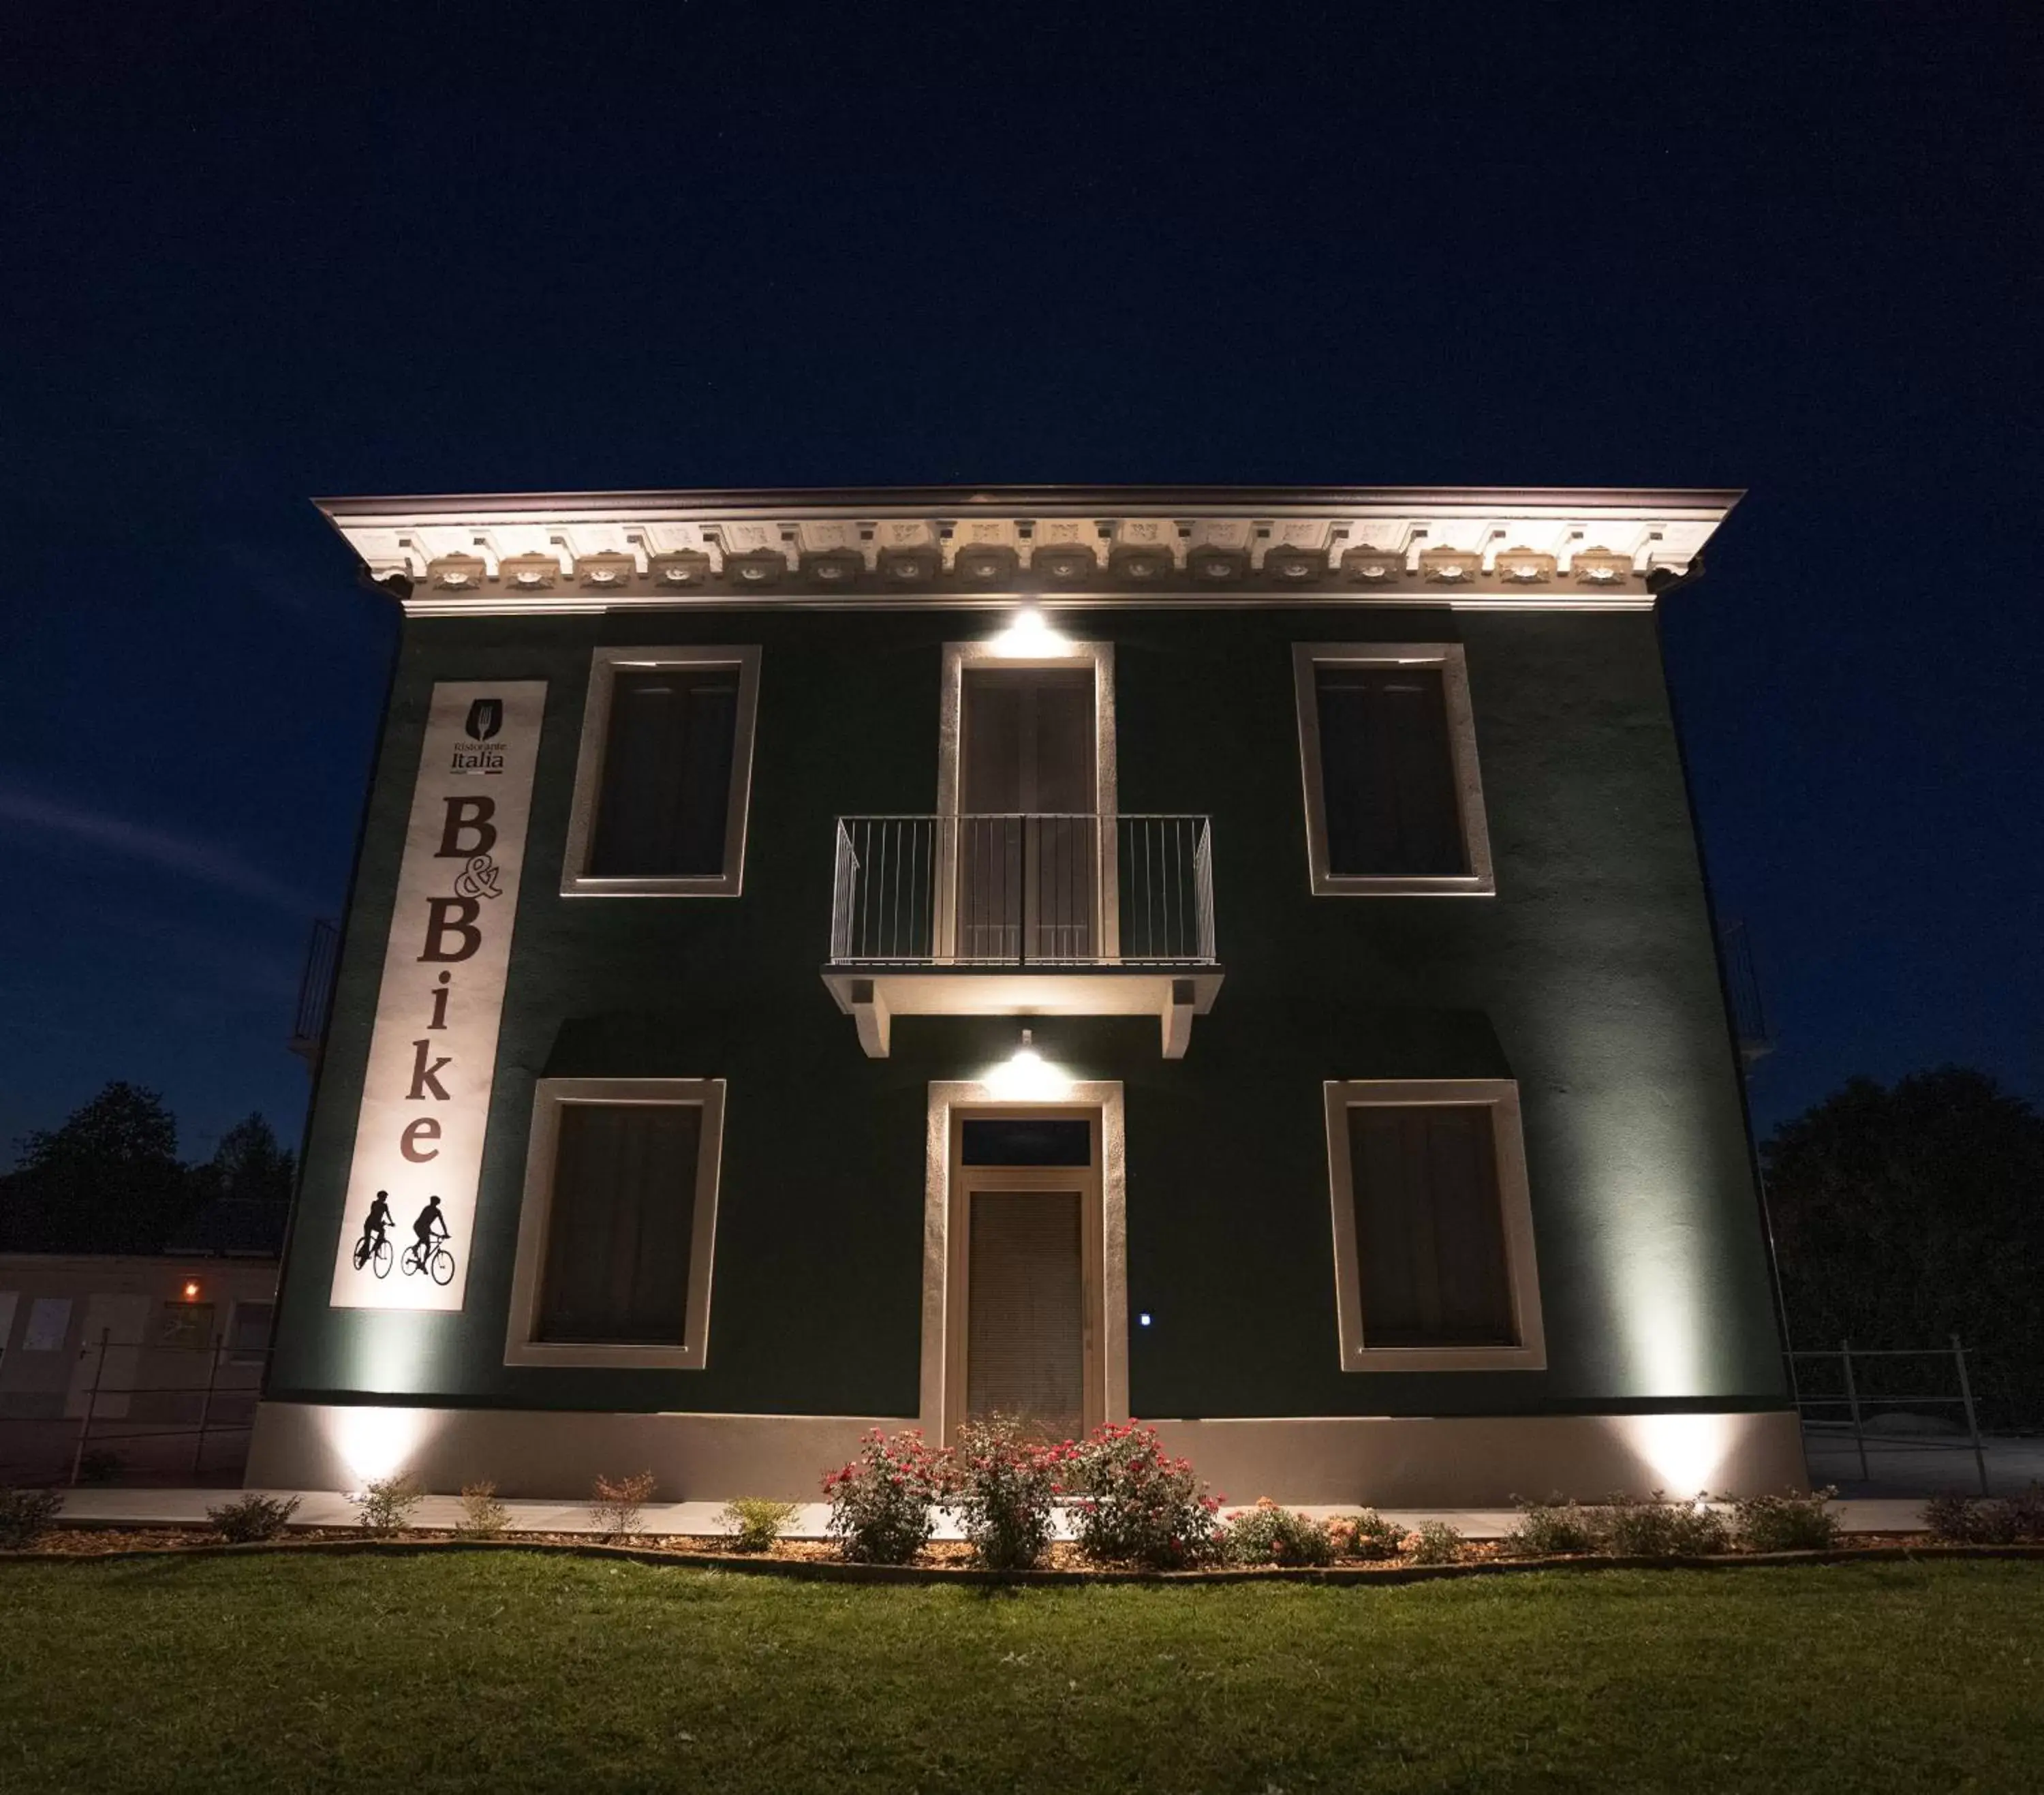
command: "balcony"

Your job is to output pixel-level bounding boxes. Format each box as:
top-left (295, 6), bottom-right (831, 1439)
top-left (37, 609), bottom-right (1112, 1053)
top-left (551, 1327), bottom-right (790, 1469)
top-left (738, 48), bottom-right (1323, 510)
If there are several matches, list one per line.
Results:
top-left (822, 814), bottom-right (1224, 1058)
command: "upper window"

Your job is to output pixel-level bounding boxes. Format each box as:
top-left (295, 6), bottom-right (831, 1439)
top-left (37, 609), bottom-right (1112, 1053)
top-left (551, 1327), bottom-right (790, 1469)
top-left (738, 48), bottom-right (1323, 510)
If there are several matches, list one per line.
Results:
top-left (504, 1078), bottom-right (724, 1368)
top-left (1292, 644), bottom-right (1493, 895)
top-left (1323, 1079), bottom-right (1545, 1371)
top-left (561, 647), bottom-right (760, 896)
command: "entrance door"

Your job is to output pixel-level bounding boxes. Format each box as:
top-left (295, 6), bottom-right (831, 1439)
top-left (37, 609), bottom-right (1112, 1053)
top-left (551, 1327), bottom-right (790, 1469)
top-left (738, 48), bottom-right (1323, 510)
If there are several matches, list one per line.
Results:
top-left (945, 1111), bottom-right (1103, 1443)
top-left (954, 666), bottom-right (1098, 961)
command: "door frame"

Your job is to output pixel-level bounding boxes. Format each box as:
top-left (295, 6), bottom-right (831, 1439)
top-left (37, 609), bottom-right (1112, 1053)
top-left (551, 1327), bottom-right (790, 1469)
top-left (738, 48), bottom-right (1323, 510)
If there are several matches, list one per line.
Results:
top-left (933, 640), bottom-right (1119, 962)
top-left (921, 1082), bottom-right (1128, 1443)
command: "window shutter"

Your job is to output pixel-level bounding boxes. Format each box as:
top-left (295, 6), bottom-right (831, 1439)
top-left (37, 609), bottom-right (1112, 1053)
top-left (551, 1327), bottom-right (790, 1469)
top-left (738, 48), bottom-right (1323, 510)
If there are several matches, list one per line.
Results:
top-left (965, 1191), bottom-right (1085, 1437)
top-left (1348, 1104), bottom-right (1515, 1347)
top-left (538, 1103), bottom-right (700, 1345)
top-left (1315, 666), bottom-right (1466, 876)
top-left (591, 669), bottom-right (740, 876)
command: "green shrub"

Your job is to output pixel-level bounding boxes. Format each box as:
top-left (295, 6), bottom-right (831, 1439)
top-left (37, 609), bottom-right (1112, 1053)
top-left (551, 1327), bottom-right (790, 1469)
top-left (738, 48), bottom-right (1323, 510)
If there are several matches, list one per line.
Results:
top-left (718, 1497), bottom-right (799, 1554)
top-left (1733, 1487), bottom-right (1840, 1552)
top-left (0, 1488), bottom-right (64, 1550)
top-left (590, 1471), bottom-right (656, 1540)
top-left (824, 1430), bottom-right (944, 1564)
top-left (1330, 1509), bottom-right (1404, 1561)
top-left (206, 1493), bottom-right (300, 1543)
top-left (2011, 1482), bottom-right (2044, 1540)
top-left (1501, 1497), bottom-right (1600, 1558)
top-left (355, 1474), bottom-right (422, 1535)
top-left (1601, 1492), bottom-right (1732, 1559)
top-left (1066, 1422), bottom-right (1222, 1569)
top-left (1222, 1499), bottom-right (1337, 1567)
top-left (456, 1481), bottom-right (510, 1539)
top-left (1408, 1520), bottom-right (1466, 1565)
top-left (1923, 1490), bottom-right (2028, 1545)
top-left (944, 1416), bottom-right (1068, 1570)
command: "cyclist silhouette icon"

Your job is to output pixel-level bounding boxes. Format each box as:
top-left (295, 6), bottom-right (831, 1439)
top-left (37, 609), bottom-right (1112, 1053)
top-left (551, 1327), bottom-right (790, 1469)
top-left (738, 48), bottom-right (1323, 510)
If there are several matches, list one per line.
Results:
top-left (402, 1195), bottom-right (456, 1286)
top-left (351, 1191), bottom-right (395, 1279)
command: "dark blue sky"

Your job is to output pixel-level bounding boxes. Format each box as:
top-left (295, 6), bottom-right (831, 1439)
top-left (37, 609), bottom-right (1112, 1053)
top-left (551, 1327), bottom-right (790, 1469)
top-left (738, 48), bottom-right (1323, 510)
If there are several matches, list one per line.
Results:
top-left (2, 3), bottom-right (2037, 1165)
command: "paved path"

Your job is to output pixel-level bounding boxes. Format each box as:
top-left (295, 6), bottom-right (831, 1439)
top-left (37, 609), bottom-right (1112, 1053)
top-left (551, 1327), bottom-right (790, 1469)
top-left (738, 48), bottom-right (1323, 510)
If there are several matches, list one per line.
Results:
top-left (1803, 1429), bottom-right (2044, 1499)
top-left (53, 1488), bottom-right (1938, 1541)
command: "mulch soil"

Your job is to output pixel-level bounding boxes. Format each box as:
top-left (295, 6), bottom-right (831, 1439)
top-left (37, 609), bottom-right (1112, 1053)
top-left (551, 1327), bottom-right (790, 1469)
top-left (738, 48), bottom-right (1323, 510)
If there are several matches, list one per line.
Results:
top-left (16, 1524), bottom-right (2028, 1580)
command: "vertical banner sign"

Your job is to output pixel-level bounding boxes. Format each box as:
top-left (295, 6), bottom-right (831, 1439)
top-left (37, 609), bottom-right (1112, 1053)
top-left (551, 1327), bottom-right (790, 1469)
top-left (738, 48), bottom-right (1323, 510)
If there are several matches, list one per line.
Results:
top-left (329, 681), bottom-right (546, 1310)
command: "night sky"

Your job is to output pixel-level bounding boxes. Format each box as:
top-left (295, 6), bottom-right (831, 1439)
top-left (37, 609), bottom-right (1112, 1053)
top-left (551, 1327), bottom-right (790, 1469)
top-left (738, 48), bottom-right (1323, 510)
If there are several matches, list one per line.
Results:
top-left (2, 5), bottom-right (2037, 1167)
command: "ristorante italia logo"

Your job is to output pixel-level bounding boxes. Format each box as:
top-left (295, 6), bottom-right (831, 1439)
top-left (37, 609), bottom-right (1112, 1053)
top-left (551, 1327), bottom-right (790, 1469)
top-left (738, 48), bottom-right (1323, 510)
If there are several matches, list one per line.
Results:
top-left (452, 696), bottom-right (508, 775)
top-left (330, 681), bottom-right (546, 1313)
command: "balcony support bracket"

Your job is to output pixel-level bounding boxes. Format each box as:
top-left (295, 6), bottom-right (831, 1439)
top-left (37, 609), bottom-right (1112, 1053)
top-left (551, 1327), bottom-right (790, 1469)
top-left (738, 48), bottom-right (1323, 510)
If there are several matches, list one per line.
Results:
top-left (1162, 979), bottom-right (1197, 1060)
top-left (848, 978), bottom-right (892, 1058)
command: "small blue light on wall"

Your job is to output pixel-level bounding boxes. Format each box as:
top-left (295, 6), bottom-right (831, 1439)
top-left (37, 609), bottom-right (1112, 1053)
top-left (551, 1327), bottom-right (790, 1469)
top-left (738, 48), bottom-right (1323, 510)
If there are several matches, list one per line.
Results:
top-left (1138, 1312), bottom-right (1153, 1328)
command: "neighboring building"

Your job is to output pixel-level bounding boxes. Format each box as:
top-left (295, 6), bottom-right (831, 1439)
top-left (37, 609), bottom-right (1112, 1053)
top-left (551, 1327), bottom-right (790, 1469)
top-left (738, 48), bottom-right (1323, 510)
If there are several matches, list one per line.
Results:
top-left (0, 1254), bottom-right (276, 1484)
top-left (249, 487), bottom-right (1802, 1503)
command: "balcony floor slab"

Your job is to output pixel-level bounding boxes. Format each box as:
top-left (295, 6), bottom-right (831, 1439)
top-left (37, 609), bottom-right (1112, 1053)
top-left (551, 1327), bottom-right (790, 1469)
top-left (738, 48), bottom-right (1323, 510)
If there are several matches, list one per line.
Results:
top-left (821, 966), bottom-right (1223, 1059)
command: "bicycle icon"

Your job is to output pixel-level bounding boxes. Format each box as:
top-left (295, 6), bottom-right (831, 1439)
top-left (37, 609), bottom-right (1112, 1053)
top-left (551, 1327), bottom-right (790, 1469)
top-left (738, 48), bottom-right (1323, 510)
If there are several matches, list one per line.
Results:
top-left (403, 1238), bottom-right (456, 1286)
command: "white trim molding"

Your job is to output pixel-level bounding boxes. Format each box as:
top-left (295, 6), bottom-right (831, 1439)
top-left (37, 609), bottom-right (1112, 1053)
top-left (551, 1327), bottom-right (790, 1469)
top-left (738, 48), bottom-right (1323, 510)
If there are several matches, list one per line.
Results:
top-left (1292, 642), bottom-right (1494, 897)
top-left (504, 1077), bottom-right (725, 1370)
top-left (313, 485), bottom-right (1739, 616)
top-left (559, 646), bottom-right (760, 898)
top-left (920, 1082), bottom-right (1129, 1441)
top-left (1324, 1079), bottom-right (1546, 1372)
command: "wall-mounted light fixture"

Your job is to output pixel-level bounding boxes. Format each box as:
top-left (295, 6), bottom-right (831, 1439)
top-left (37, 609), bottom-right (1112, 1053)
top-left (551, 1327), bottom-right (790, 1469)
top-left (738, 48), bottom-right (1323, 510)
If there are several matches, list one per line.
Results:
top-left (985, 1028), bottom-right (1073, 1101)
top-left (989, 608), bottom-right (1071, 659)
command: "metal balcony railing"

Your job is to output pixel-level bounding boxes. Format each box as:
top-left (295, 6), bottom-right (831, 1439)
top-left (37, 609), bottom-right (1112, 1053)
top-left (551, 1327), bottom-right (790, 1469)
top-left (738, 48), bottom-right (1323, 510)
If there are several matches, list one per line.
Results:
top-left (288, 917), bottom-right (341, 1067)
top-left (830, 814), bottom-right (1216, 968)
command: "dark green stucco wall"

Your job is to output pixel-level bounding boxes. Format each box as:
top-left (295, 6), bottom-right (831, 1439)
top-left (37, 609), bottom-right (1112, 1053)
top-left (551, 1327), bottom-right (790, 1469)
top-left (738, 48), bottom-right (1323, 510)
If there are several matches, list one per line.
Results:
top-left (269, 604), bottom-right (1788, 1420)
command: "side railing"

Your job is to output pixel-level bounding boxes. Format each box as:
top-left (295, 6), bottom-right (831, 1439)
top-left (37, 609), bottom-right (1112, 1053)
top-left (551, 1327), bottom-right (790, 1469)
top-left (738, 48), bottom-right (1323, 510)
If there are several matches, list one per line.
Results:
top-left (1790, 1334), bottom-right (1989, 1493)
top-left (288, 917), bottom-right (341, 1066)
top-left (831, 814), bottom-right (1215, 967)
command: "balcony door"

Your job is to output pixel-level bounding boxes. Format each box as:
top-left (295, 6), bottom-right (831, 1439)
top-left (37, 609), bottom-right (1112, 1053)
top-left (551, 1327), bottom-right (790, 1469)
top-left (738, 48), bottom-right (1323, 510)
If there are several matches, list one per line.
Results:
top-left (955, 666), bottom-right (1098, 962)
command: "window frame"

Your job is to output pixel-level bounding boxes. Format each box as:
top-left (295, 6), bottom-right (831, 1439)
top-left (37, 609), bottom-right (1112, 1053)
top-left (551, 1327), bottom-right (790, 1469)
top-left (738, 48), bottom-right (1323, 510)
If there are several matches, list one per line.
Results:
top-left (560, 646), bottom-right (762, 898)
top-left (225, 1298), bottom-right (275, 1366)
top-left (1292, 643), bottom-right (1494, 896)
top-left (504, 1077), bottom-right (726, 1369)
top-left (1323, 1079), bottom-right (1545, 1372)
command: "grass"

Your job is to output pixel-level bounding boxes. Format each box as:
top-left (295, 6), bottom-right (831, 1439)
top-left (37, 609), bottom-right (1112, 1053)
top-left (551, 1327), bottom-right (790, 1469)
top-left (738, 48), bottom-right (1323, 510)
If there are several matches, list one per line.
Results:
top-left (1, 1554), bottom-right (2039, 1792)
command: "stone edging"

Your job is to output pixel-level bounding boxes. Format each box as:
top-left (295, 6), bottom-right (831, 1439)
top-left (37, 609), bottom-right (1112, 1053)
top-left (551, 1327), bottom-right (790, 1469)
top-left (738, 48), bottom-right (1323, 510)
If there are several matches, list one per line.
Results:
top-left (4, 1535), bottom-right (2044, 1586)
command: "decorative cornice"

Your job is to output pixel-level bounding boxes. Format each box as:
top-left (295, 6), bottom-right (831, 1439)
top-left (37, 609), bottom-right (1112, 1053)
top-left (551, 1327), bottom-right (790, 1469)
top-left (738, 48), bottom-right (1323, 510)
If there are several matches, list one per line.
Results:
top-left (313, 485), bottom-right (1740, 616)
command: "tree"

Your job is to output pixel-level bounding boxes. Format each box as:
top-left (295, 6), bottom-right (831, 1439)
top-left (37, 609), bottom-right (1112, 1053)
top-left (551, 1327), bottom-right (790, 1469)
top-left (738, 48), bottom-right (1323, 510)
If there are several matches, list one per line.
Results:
top-left (0, 1081), bottom-right (194, 1253)
top-left (1763, 1067), bottom-right (2044, 1428)
top-left (193, 1114), bottom-right (296, 1210)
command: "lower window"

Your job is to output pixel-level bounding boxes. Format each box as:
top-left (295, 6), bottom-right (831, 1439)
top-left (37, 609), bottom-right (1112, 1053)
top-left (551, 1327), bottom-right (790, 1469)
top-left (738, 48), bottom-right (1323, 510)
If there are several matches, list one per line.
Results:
top-left (1323, 1079), bottom-right (1545, 1370)
top-left (504, 1078), bottom-right (724, 1368)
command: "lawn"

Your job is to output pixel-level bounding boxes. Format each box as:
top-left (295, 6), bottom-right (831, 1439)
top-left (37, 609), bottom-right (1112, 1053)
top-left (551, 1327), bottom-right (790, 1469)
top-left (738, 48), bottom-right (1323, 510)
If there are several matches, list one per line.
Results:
top-left (1, 1554), bottom-right (2039, 1793)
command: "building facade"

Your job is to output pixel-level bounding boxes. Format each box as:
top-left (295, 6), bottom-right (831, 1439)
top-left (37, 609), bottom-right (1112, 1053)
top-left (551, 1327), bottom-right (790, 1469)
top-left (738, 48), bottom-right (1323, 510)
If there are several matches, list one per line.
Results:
top-left (249, 487), bottom-right (1804, 1503)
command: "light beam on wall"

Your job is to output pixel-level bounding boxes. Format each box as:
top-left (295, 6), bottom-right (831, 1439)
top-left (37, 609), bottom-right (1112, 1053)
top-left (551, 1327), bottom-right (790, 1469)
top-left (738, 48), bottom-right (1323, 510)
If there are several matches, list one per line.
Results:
top-left (1631, 1413), bottom-right (1740, 1495)
top-left (330, 1405), bottom-right (434, 1493)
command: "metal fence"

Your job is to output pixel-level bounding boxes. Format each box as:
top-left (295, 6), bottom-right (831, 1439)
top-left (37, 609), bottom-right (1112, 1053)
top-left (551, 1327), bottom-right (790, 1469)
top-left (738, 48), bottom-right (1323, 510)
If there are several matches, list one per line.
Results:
top-left (1790, 1334), bottom-right (1989, 1493)
top-left (830, 814), bottom-right (1216, 967)
top-left (0, 1330), bottom-right (267, 1488)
